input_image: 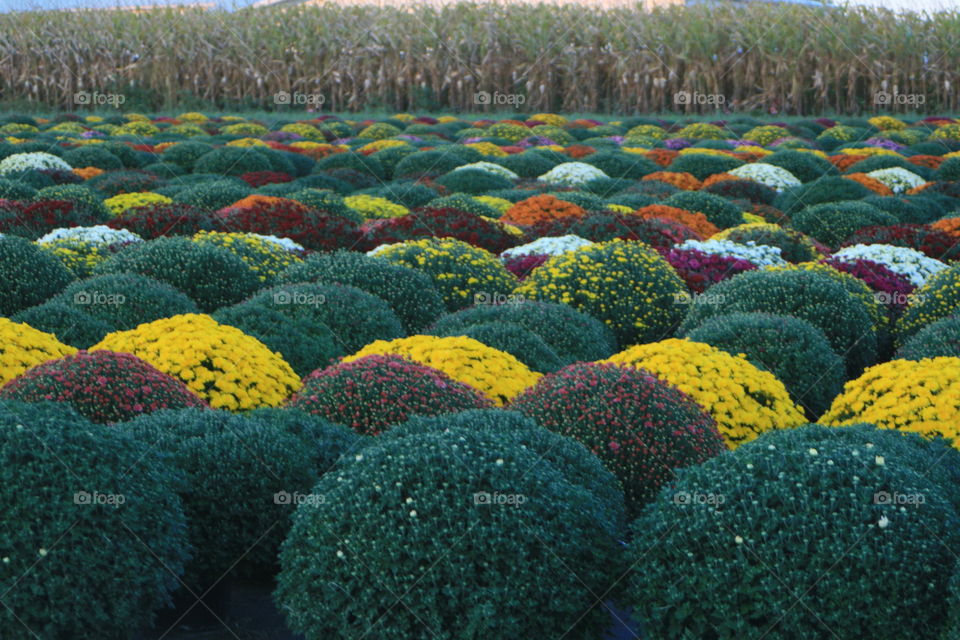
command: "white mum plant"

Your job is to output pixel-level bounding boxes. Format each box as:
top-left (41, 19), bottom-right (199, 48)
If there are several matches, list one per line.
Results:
top-left (500, 235), bottom-right (594, 260)
top-left (865, 167), bottom-right (926, 194)
top-left (36, 225), bottom-right (142, 246)
top-left (536, 162), bottom-right (608, 187)
top-left (831, 244), bottom-right (947, 287)
top-left (677, 238), bottom-right (787, 267)
top-left (728, 163), bottom-right (801, 192)
top-left (0, 152), bottom-right (72, 175)
top-left (451, 161), bottom-right (519, 180)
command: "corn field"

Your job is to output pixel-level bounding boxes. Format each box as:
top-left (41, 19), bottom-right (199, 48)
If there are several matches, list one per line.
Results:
top-left (1, 2), bottom-right (959, 114)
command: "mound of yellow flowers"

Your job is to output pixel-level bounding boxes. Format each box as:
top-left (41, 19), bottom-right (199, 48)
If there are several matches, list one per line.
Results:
top-left (821, 357), bottom-right (960, 442)
top-left (91, 314), bottom-right (300, 410)
top-left (0, 318), bottom-right (77, 385)
top-left (604, 338), bottom-right (805, 447)
top-left (343, 335), bottom-right (540, 406)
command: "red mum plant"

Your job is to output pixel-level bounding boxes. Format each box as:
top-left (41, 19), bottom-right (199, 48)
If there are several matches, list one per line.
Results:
top-left (822, 256), bottom-right (916, 316)
top-left (239, 171), bottom-right (294, 188)
top-left (528, 211), bottom-right (701, 248)
top-left (510, 362), bottom-right (725, 513)
top-left (285, 354), bottom-right (492, 435)
top-left (503, 253), bottom-right (550, 280)
top-left (841, 223), bottom-right (960, 262)
top-left (658, 246), bottom-right (757, 293)
top-left (106, 202), bottom-right (213, 238)
top-left (216, 199), bottom-right (362, 251)
top-left (0, 350), bottom-right (207, 424)
top-left (0, 200), bottom-right (107, 238)
top-left (361, 207), bottom-right (519, 254)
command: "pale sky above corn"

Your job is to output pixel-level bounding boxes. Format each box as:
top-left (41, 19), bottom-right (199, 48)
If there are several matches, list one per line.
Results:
top-left (1, 0), bottom-right (955, 12)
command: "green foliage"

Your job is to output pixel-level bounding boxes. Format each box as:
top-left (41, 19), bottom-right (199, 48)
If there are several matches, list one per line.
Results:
top-left (626, 423), bottom-right (960, 640)
top-left (435, 167), bottom-right (514, 194)
top-left (246, 282), bottom-right (405, 354)
top-left (276, 418), bottom-right (623, 640)
top-left (121, 408), bottom-right (319, 583)
top-left (383, 409), bottom-right (626, 536)
top-left (280, 250), bottom-right (444, 333)
top-left (663, 191), bottom-right (743, 228)
top-left (173, 179), bottom-right (252, 210)
top-left (427, 300), bottom-right (617, 365)
top-left (0, 400), bottom-right (190, 639)
top-left (62, 145), bottom-right (123, 170)
top-left (212, 302), bottom-right (343, 376)
top-left (0, 235), bottom-right (74, 316)
top-left (11, 301), bottom-right (113, 348)
top-left (684, 312), bottom-right (845, 418)
top-left (790, 200), bottom-right (897, 247)
top-left (774, 176), bottom-right (873, 215)
top-left (53, 273), bottom-right (199, 330)
top-left (93, 238), bottom-right (259, 312)
top-left (764, 149), bottom-right (838, 182)
top-left (667, 153), bottom-right (744, 180)
top-left (584, 151), bottom-right (659, 179)
top-left (679, 268), bottom-right (878, 378)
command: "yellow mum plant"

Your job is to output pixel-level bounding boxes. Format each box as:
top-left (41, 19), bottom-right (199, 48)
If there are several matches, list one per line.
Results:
top-left (104, 192), bottom-right (173, 217)
top-left (343, 335), bottom-right (541, 406)
top-left (91, 314), bottom-right (300, 411)
top-left (191, 231), bottom-right (302, 283)
top-left (0, 318), bottom-right (77, 385)
top-left (343, 195), bottom-right (410, 220)
top-left (604, 338), bottom-right (805, 447)
top-left (821, 357), bottom-right (960, 442)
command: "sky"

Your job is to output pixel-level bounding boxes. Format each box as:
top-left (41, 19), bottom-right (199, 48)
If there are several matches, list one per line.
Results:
top-left (1, 0), bottom-right (956, 12)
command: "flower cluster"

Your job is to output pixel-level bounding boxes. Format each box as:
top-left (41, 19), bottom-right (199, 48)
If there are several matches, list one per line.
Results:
top-left (658, 246), bottom-right (757, 292)
top-left (500, 234), bottom-right (593, 260)
top-left (676, 238), bottom-right (787, 267)
top-left (832, 244), bottom-right (947, 287)
top-left (91, 314), bottom-right (301, 410)
top-left (510, 362), bottom-right (725, 512)
top-left (342, 335), bottom-right (541, 405)
top-left (536, 161), bottom-right (608, 186)
top-left (866, 167), bottom-right (926, 193)
top-left (0, 350), bottom-right (207, 423)
top-left (343, 194), bottom-right (411, 220)
top-left (604, 339), bottom-right (806, 447)
top-left (362, 207), bottom-right (517, 254)
top-left (0, 318), bottom-right (78, 385)
top-left (821, 358), bottom-right (960, 440)
top-left (0, 152), bottom-right (72, 174)
top-left (286, 354), bottom-right (493, 434)
top-left (191, 230), bottom-right (303, 283)
top-left (516, 239), bottom-right (687, 345)
top-left (374, 237), bottom-right (517, 311)
top-left (500, 194), bottom-right (586, 227)
top-left (729, 163), bottom-right (802, 191)
top-left (104, 192), bottom-right (174, 217)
